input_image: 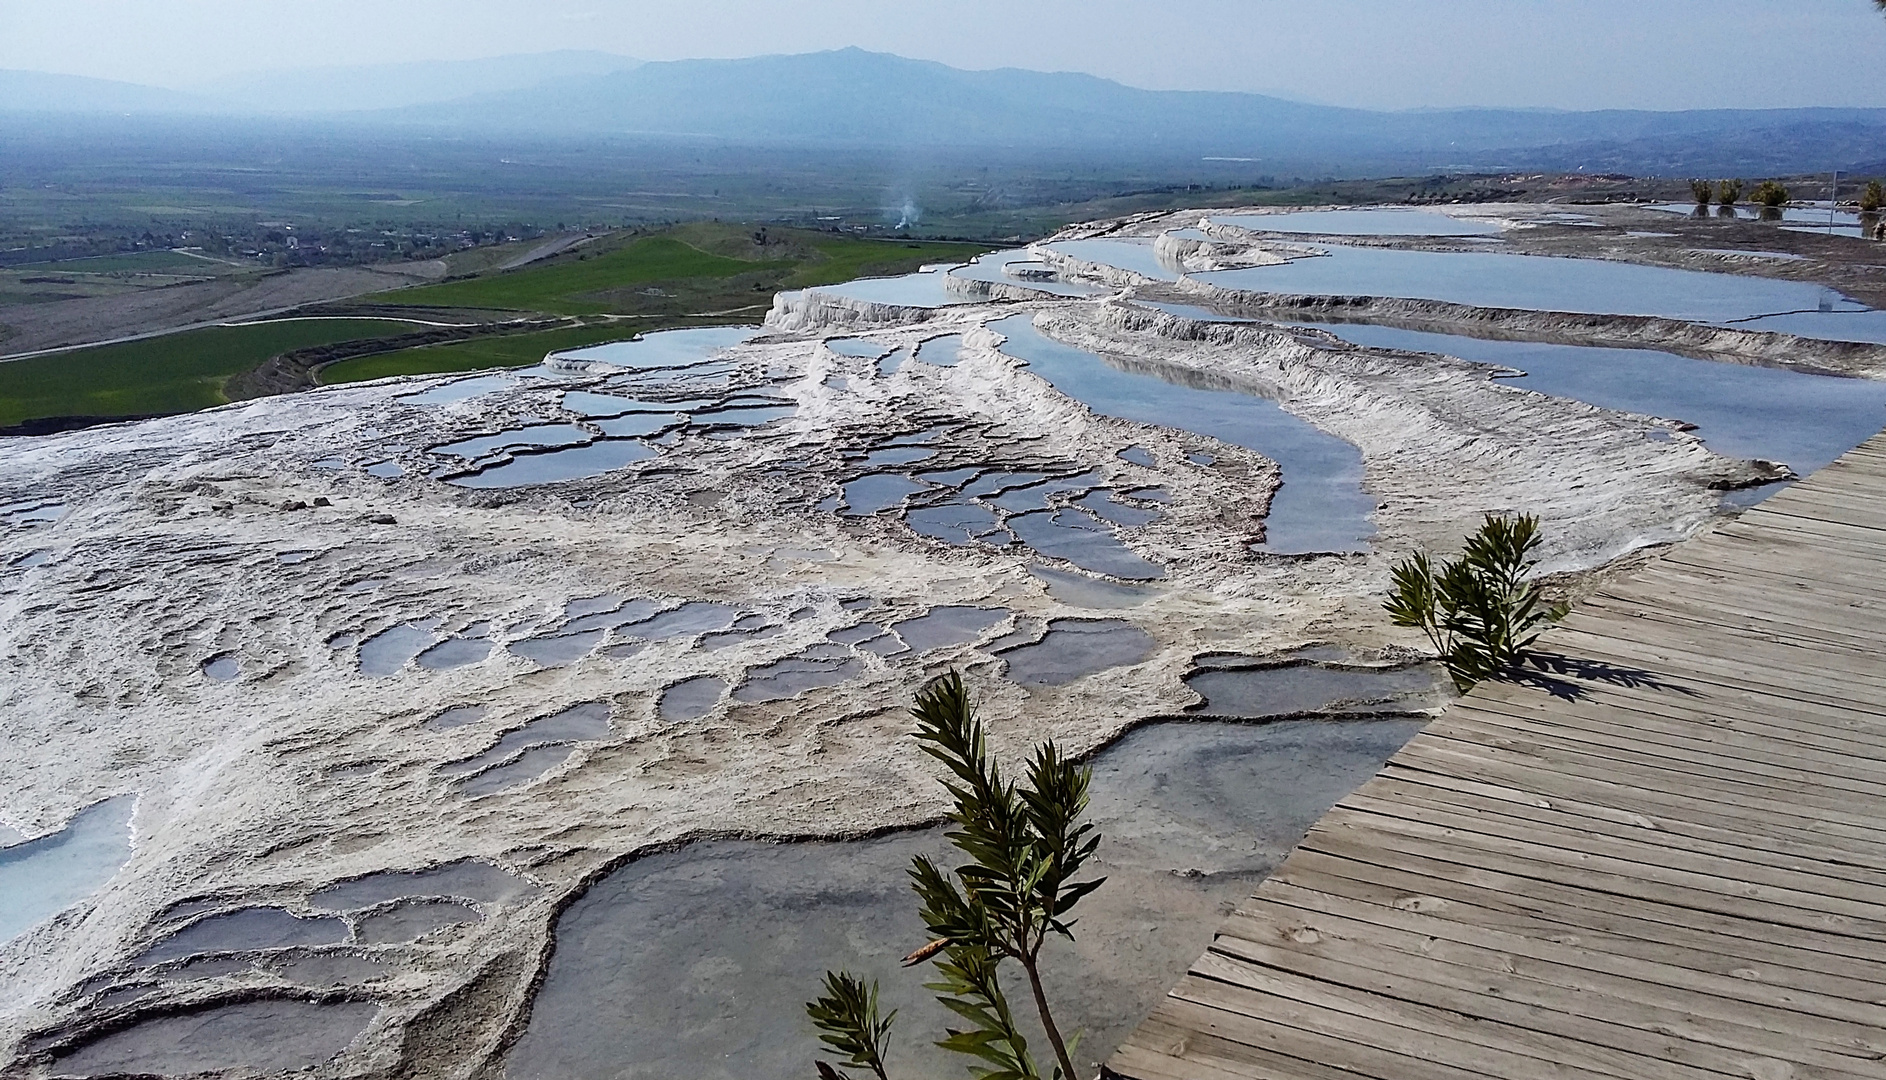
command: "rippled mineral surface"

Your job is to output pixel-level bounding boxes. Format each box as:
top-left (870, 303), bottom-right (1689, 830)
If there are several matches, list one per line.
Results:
top-left (6, 200), bottom-right (1884, 1080)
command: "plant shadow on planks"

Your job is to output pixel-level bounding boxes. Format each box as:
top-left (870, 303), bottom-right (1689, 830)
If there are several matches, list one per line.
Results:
top-left (1386, 513), bottom-right (1701, 702)
top-left (1511, 652), bottom-right (1700, 702)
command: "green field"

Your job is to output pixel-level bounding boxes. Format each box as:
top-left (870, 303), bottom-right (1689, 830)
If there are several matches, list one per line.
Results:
top-left (319, 323), bottom-right (692, 383)
top-left (13, 250), bottom-right (226, 274)
top-left (380, 236), bottom-right (783, 314)
top-left (378, 228), bottom-right (989, 317)
top-left (0, 319), bottom-right (416, 428)
top-left (1, 226), bottom-right (998, 424)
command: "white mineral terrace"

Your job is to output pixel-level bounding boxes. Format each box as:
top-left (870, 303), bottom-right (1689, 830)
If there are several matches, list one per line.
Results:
top-left (4, 204), bottom-right (1884, 1080)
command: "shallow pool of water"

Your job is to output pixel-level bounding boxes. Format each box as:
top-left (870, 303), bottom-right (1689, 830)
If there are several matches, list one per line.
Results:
top-left (887, 606), bottom-right (1009, 652)
top-left (994, 314), bottom-right (1373, 554)
top-left (397, 368), bottom-right (558, 407)
top-left (415, 636), bottom-right (493, 671)
top-left (623, 601), bottom-right (743, 641)
top-left (999, 617), bottom-right (1156, 685)
top-left (658, 676), bottom-right (728, 723)
top-left (1652, 202), bottom-right (1866, 228)
top-left (1212, 209), bottom-right (1502, 237)
top-left (425, 705), bottom-right (488, 730)
top-left (433, 424), bottom-right (590, 461)
top-left (0, 796), bottom-right (135, 944)
top-left (948, 249), bottom-right (1109, 299)
top-left (51, 998), bottom-right (380, 1078)
top-left (502, 718), bottom-right (1421, 1080)
top-left (1293, 322), bottom-right (1886, 479)
top-left (460, 744), bottom-right (580, 797)
top-left (1044, 238), bottom-right (1182, 282)
top-left (809, 265), bottom-right (972, 308)
top-left (1028, 565), bottom-right (1158, 608)
top-left (731, 649), bottom-right (867, 704)
top-left (824, 338), bottom-right (892, 359)
top-left (1199, 244), bottom-right (1882, 342)
top-left (439, 702), bottom-right (613, 784)
top-left (1185, 657), bottom-right (1442, 718)
top-left (357, 623), bottom-right (438, 677)
top-left (551, 326), bottom-right (757, 369)
top-left (448, 440), bottom-right (655, 489)
top-left (507, 630), bottom-right (604, 667)
top-left (914, 334), bottom-right (966, 367)
top-left (355, 899), bottom-right (482, 944)
top-left (310, 858), bottom-right (537, 910)
top-left (841, 473), bottom-right (930, 515)
top-left (139, 907), bottom-right (348, 965)
top-left (202, 655), bottom-right (240, 682)
top-left (1006, 509), bottom-right (1165, 579)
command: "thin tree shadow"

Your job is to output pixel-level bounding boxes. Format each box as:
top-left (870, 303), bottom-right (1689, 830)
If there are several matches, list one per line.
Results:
top-left (1504, 652), bottom-right (1701, 702)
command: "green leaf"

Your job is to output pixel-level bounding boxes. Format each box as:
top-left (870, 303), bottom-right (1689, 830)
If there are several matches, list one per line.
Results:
top-left (805, 971), bottom-right (895, 1080)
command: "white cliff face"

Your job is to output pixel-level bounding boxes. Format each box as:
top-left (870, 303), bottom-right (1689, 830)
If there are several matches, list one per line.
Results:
top-left (0, 207), bottom-right (1848, 1080)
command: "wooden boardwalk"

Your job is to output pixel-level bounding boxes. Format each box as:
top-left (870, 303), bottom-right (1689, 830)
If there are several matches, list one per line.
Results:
top-left (1110, 433), bottom-right (1886, 1080)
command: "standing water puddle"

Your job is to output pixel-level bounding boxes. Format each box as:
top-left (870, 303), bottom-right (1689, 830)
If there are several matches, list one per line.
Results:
top-left (1292, 322), bottom-right (1886, 494)
top-left (1214, 209), bottom-right (1503, 237)
top-left (999, 617), bottom-right (1156, 685)
top-left (1044, 238), bottom-right (1183, 282)
top-left (947, 249), bottom-right (1109, 299)
top-left (806, 265), bottom-right (972, 308)
top-left (502, 718), bottom-right (1422, 1080)
top-left (1, 796), bottom-right (135, 943)
top-left (50, 999), bottom-right (380, 1078)
top-left (1197, 243), bottom-right (1886, 345)
top-left (1185, 656), bottom-right (1443, 718)
top-left (447, 440), bottom-right (656, 489)
top-left (994, 314), bottom-right (1373, 553)
top-left (550, 326), bottom-right (757, 369)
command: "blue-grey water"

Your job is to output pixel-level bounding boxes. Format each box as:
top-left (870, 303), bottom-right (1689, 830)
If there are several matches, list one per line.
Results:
top-left (1292, 322), bottom-right (1886, 478)
top-left (1199, 245), bottom-right (1885, 343)
top-left (1044, 238), bottom-right (1183, 282)
top-left (502, 718), bottom-right (1424, 1080)
top-left (1, 796), bottom-right (135, 943)
top-left (993, 314), bottom-right (1373, 553)
top-left (948, 249), bottom-right (1109, 298)
top-left (805, 265), bottom-right (970, 307)
top-left (1212, 209), bottom-right (1502, 237)
top-left (553, 326), bottom-right (756, 368)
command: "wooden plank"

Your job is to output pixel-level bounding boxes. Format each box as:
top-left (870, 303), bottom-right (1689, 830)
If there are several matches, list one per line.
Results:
top-left (1306, 805), bottom-right (1886, 932)
top-left (1261, 867), bottom-right (1886, 1004)
top-left (1381, 750), bottom-right (1886, 863)
top-left (1268, 857), bottom-right (1886, 1029)
top-left (1439, 699), bottom-right (1886, 797)
top-left (1456, 688), bottom-right (1886, 782)
top-left (1109, 428), bottom-right (1886, 1080)
top-left (1367, 769), bottom-right (1886, 885)
top-left (1337, 787), bottom-right (1886, 905)
top-left (1469, 672), bottom-right (1886, 755)
top-left (1210, 907), bottom-right (1886, 1076)
top-left (1169, 973), bottom-right (1646, 1080)
top-left (1398, 732), bottom-right (1886, 836)
top-left (1274, 849), bottom-right (1886, 989)
top-left (1185, 951), bottom-right (1742, 1080)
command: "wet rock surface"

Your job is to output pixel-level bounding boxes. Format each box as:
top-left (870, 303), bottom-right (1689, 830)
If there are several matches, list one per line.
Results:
top-left (506, 719), bottom-right (1422, 1080)
top-left (5, 201), bottom-right (1882, 1080)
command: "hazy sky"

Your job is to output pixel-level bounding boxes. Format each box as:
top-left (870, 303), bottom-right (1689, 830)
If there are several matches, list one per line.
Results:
top-left (3, 0), bottom-right (1884, 111)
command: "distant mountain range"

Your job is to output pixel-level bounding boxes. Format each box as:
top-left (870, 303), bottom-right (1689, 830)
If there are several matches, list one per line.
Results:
top-left (5, 48), bottom-right (1883, 174)
top-left (191, 51), bottom-right (644, 113)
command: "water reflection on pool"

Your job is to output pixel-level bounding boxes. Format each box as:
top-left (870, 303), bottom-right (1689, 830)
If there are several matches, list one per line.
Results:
top-left (1199, 244), bottom-right (1886, 343)
top-left (1293, 321), bottom-right (1886, 481)
top-left (994, 314), bottom-right (1372, 553)
top-left (1212, 208), bottom-right (1502, 237)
